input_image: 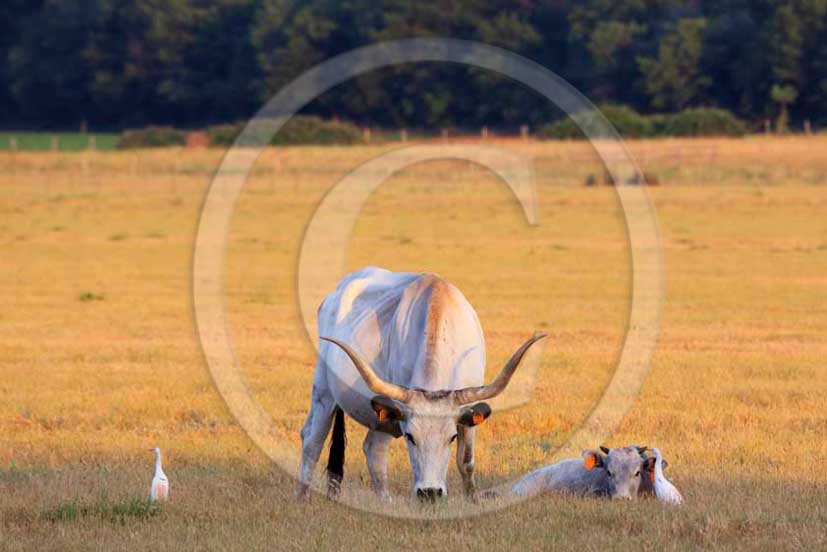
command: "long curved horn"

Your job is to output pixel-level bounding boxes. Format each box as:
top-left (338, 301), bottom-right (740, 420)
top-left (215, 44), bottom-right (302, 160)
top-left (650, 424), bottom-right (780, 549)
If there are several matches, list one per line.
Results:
top-left (320, 337), bottom-right (411, 402)
top-left (453, 332), bottom-right (547, 405)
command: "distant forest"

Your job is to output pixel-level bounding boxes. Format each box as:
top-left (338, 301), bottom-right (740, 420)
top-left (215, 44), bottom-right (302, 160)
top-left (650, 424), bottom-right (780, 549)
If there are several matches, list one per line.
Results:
top-left (2, 0), bottom-right (826, 131)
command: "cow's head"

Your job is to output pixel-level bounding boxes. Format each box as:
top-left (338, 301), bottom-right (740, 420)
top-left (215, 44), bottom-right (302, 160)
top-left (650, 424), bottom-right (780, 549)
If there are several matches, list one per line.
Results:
top-left (321, 333), bottom-right (546, 501)
top-left (582, 445), bottom-right (655, 500)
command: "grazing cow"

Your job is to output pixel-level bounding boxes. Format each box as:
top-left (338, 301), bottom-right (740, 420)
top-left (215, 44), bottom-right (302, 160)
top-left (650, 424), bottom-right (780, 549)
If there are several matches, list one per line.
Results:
top-left (297, 266), bottom-right (546, 501)
top-left (511, 445), bottom-right (655, 500)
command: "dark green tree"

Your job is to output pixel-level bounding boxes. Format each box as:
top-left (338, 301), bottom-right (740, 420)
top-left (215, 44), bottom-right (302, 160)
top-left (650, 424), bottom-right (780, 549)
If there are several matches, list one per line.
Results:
top-left (638, 18), bottom-right (710, 111)
top-left (2, 0), bottom-right (827, 130)
top-left (8, 0), bottom-right (101, 127)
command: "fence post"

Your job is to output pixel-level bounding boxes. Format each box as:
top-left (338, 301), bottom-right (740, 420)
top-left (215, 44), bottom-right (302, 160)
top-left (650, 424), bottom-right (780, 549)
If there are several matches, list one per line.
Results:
top-left (804, 120), bottom-right (812, 135)
top-left (520, 124), bottom-right (529, 141)
top-left (88, 135), bottom-right (97, 150)
top-left (764, 119), bottom-right (771, 135)
top-left (51, 135), bottom-right (59, 151)
top-left (481, 126), bottom-right (488, 139)
top-left (400, 128), bottom-right (408, 143)
top-left (441, 128), bottom-right (448, 141)
top-left (363, 127), bottom-right (372, 143)
top-left (10, 137), bottom-right (17, 152)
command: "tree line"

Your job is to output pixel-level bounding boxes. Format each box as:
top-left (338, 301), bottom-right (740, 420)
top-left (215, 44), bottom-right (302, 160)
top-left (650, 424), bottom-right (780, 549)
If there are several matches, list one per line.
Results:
top-left (2, 0), bottom-right (826, 132)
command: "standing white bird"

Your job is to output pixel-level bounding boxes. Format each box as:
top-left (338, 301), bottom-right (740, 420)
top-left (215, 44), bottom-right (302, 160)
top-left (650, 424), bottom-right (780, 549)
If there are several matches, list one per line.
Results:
top-left (149, 447), bottom-right (169, 502)
top-left (652, 448), bottom-right (682, 505)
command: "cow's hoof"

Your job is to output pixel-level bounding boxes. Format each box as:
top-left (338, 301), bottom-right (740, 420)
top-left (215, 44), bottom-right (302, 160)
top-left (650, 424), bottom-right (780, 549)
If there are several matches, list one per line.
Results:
top-left (326, 479), bottom-right (341, 501)
top-left (295, 483), bottom-right (311, 502)
top-left (370, 490), bottom-right (392, 503)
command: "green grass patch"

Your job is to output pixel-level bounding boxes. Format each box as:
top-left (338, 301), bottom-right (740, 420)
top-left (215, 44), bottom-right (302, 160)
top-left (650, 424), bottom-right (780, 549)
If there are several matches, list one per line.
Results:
top-left (42, 497), bottom-right (159, 523)
top-left (0, 132), bottom-right (119, 151)
top-left (78, 292), bottom-right (105, 302)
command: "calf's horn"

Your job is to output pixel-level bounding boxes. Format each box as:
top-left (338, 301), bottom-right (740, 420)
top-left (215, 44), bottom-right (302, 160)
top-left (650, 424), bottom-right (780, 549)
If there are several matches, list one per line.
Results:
top-left (320, 336), bottom-right (411, 402)
top-left (453, 333), bottom-right (547, 405)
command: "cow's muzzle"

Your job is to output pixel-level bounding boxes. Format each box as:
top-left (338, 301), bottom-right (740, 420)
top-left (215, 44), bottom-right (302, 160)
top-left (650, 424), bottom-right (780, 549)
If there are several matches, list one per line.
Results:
top-left (416, 487), bottom-right (445, 502)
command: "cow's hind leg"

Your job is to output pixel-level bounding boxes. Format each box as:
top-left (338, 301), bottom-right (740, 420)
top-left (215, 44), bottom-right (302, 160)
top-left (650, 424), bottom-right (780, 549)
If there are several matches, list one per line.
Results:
top-left (456, 425), bottom-right (477, 499)
top-left (325, 407), bottom-right (346, 499)
top-left (363, 430), bottom-right (393, 500)
top-left (296, 384), bottom-right (337, 500)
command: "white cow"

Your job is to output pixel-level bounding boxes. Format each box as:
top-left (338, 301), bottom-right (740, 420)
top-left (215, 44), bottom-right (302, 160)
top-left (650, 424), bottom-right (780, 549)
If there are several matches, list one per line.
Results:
top-left (297, 266), bottom-right (545, 501)
top-left (510, 446), bottom-right (656, 500)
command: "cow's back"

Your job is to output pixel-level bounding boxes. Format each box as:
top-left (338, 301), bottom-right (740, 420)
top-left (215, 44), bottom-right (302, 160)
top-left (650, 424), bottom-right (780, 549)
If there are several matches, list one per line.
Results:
top-left (512, 459), bottom-right (607, 498)
top-left (317, 267), bottom-right (485, 422)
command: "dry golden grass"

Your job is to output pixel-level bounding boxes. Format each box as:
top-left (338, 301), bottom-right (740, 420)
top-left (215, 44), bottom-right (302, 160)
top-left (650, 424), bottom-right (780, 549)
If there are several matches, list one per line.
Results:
top-left (1, 136), bottom-right (826, 550)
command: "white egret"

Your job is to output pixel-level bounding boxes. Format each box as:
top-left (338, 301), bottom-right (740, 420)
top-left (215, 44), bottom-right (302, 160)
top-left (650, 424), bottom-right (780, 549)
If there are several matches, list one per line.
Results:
top-left (652, 448), bottom-right (682, 505)
top-left (149, 447), bottom-right (169, 502)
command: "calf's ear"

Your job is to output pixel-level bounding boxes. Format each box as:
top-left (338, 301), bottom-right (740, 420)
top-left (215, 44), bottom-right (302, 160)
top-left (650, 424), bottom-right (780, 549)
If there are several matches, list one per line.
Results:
top-left (371, 396), bottom-right (406, 422)
top-left (582, 449), bottom-right (606, 470)
top-left (459, 402), bottom-right (492, 427)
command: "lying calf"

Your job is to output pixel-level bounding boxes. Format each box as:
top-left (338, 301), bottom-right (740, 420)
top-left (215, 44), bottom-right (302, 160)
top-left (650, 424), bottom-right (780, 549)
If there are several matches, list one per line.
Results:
top-left (511, 445), bottom-right (658, 500)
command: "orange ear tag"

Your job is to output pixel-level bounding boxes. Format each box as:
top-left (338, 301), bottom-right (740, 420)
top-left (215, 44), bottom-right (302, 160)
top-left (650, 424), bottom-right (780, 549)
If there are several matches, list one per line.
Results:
top-left (472, 412), bottom-right (484, 425)
top-left (650, 470), bottom-right (656, 484)
top-left (377, 408), bottom-right (388, 422)
top-left (584, 455), bottom-right (596, 471)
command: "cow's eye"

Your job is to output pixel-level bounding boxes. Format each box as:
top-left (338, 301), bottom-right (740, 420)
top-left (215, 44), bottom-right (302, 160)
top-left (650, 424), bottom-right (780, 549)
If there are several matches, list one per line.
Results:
top-left (606, 471), bottom-right (613, 478)
top-left (404, 433), bottom-right (417, 446)
top-left (635, 471), bottom-right (640, 477)
top-left (449, 434), bottom-right (458, 444)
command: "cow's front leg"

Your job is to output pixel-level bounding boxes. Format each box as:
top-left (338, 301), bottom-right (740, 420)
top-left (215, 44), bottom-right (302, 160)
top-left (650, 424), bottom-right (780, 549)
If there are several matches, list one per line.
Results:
top-left (456, 425), bottom-right (477, 499)
top-left (363, 430), bottom-right (393, 500)
top-left (296, 386), bottom-right (337, 501)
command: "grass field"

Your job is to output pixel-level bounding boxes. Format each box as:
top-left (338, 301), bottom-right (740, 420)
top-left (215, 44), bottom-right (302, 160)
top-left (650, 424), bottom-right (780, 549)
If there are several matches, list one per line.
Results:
top-left (1, 137), bottom-right (826, 550)
top-left (0, 132), bottom-right (119, 152)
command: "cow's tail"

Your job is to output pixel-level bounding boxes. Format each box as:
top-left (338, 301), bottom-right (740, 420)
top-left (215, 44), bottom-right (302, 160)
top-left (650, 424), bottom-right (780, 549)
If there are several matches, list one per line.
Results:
top-left (326, 407), bottom-right (346, 498)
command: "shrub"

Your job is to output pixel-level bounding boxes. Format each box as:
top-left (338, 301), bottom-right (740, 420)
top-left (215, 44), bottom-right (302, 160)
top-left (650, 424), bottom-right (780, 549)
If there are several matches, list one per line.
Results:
top-left (118, 127), bottom-right (186, 149)
top-left (538, 105), bottom-right (655, 139)
top-left (275, 115), bottom-right (362, 145)
top-left (207, 123), bottom-right (245, 147)
top-left (538, 105), bottom-right (747, 139)
top-left (659, 107), bottom-right (746, 136)
top-left (207, 116), bottom-right (363, 146)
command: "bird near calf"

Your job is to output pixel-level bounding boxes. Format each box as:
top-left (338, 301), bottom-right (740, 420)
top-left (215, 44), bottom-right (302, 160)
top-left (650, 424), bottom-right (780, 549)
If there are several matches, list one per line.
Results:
top-left (149, 447), bottom-right (169, 502)
top-left (652, 448), bottom-right (682, 505)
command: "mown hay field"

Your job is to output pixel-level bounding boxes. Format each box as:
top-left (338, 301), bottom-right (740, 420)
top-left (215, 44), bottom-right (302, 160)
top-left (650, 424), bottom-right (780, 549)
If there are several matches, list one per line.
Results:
top-left (1, 136), bottom-right (826, 550)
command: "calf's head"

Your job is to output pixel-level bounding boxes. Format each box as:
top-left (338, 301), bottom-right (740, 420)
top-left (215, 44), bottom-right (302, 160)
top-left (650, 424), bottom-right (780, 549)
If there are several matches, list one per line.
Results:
top-left (321, 333), bottom-right (546, 501)
top-left (582, 445), bottom-right (656, 500)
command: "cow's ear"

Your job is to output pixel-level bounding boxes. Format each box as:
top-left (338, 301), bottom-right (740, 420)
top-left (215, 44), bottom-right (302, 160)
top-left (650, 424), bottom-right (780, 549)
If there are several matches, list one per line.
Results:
top-left (582, 450), bottom-right (606, 471)
top-left (599, 445), bottom-right (611, 455)
top-left (458, 402), bottom-right (492, 427)
top-left (371, 396), bottom-right (406, 422)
